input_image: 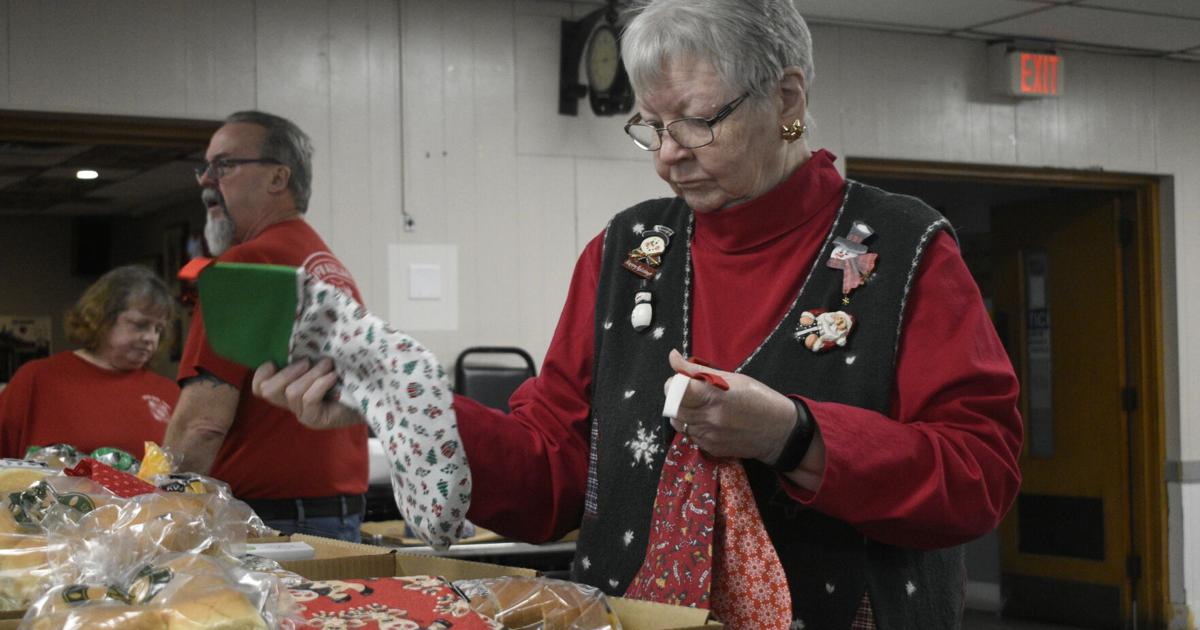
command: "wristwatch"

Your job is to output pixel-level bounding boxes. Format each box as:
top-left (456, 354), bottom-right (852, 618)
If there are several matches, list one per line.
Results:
top-left (769, 397), bottom-right (816, 472)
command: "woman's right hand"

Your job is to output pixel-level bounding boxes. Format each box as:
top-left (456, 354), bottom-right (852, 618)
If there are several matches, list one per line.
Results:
top-left (251, 359), bottom-right (365, 430)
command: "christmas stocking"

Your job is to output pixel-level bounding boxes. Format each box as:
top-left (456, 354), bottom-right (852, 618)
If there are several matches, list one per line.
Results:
top-left (187, 259), bottom-right (470, 549)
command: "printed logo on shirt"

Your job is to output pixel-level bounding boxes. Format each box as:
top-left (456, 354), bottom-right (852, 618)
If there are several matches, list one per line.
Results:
top-left (302, 251), bottom-right (356, 296)
top-left (143, 395), bottom-right (172, 423)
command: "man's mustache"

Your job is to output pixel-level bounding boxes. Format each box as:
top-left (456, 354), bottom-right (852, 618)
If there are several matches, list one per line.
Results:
top-left (202, 188), bottom-right (224, 208)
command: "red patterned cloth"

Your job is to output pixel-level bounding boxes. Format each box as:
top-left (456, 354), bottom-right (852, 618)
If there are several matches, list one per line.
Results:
top-left (710, 461), bottom-right (791, 629)
top-left (289, 575), bottom-right (502, 629)
top-left (64, 458), bottom-right (158, 498)
top-left (626, 435), bottom-right (791, 629)
top-left (624, 435), bottom-right (717, 607)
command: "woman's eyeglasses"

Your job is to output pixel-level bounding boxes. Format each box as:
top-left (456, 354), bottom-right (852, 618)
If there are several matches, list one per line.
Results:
top-left (624, 93), bottom-right (750, 151)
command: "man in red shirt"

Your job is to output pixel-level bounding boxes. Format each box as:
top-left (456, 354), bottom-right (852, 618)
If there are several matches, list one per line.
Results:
top-left (165, 111), bottom-right (369, 541)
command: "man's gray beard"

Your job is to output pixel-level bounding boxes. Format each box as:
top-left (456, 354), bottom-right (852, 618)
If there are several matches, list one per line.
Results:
top-left (204, 211), bottom-right (236, 256)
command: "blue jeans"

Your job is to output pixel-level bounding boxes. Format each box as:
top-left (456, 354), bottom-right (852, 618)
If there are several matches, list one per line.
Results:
top-left (261, 499), bottom-right (365, 543)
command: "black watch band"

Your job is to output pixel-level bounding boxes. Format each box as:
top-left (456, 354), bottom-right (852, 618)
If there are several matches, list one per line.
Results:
top-left (769, 397), bottom-right (816, 472)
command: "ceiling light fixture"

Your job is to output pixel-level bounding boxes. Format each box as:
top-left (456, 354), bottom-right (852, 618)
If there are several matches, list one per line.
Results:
top-left (75, 169), bottom-right (99, 180)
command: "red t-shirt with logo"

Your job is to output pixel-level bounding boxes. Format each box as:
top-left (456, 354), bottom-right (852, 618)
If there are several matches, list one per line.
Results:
top-left (178, 219), bottom-right (369, 500)
top-left (0, 351), bottom-right (178, 459)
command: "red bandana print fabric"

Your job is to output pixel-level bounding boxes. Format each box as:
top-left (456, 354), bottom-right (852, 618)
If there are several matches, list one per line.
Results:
top-left (624, 435), bottom-right (717, 607)
top-left (289, 575), bottom-right (503, 629)
top-left (626, 436), bottom-right (791, 629)
top-left (64, 458), bottom-right (158, 498)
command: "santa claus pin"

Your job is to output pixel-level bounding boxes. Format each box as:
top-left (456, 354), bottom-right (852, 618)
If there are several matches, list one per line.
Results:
top-left (827, 221), bottom-right (878, 305)
top-left (795, 309), bottom-right (855, 352)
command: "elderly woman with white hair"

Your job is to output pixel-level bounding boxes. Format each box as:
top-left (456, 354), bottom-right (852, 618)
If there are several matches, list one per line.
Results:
top-left (254, 0), bottom-right (1022, 627)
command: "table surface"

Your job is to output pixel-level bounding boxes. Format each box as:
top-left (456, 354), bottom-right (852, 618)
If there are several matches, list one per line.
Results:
top-left (361, 520), bottom-right (578, 559)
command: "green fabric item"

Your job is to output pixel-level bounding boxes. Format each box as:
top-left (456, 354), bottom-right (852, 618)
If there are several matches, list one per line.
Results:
top-left (197, 263), bottom-right (300, 369)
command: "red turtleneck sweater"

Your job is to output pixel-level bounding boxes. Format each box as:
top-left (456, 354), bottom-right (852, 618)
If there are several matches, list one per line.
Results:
top-left (457, 150), bottom-right (1022, 550)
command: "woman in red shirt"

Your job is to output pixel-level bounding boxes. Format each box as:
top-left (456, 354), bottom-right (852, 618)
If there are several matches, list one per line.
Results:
top-left (0, 265), bottom-right (180, 460)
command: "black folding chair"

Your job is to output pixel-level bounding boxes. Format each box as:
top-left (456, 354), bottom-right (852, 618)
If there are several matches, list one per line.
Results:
top-left (453, 346), bottom-right (537, 412)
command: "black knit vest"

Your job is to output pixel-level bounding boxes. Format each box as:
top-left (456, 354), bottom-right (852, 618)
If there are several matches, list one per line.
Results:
top-left (571, 181), bottom-right (963, 629)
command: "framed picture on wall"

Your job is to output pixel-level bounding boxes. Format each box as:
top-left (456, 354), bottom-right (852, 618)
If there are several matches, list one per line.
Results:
top-left (0, 316), bottom-right (51, 384)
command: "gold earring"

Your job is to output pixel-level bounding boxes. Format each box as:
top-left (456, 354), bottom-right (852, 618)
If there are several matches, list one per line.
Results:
top-left (781, 119), bottom-right (806, 143)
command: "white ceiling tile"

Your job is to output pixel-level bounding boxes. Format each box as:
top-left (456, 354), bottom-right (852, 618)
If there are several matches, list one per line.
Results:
top-left (1080, 0), bottom-right (1200, 20)
top-left (87, 161), bottom-right (196, 200)
top-left (795, 0), bottom-right (1046, 32)
top-left (976, 5), bottom-right (1200, 52)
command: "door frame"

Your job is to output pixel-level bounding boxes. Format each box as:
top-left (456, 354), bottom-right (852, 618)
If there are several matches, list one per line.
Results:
top-left (845, 157), bottom-right (1167, 625)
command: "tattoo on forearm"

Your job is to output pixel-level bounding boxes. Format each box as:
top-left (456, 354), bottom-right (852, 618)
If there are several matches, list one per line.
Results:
top-left (180, 371), bottom-right (236, 392)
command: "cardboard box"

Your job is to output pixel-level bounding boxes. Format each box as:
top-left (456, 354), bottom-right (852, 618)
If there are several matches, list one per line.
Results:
top-left (0, 538), bottom-right (721, 629)
top-left (250, 532), bottom-right (393, 562)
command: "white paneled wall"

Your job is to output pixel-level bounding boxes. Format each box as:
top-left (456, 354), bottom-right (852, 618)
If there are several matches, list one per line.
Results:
top-left (0, 0), bottom-right (1198, 615)
top-left (398, 0), bottom-right (669, 362)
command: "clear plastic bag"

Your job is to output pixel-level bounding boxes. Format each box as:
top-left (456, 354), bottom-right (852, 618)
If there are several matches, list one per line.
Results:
top-left (454, 576), bottom-right (622, 630)
top-left (20, 552), bottom-right (295, 629)
top-left (24, 444), bottom-right (82, 470)
top-left (0, 475), bottom-right (122, 611)
top-left (0, 505), bottom-right (62, 612)
top-left (50, 486), bottom-right (271, 579)
top-left (0, 460), bottom-right (53, 495)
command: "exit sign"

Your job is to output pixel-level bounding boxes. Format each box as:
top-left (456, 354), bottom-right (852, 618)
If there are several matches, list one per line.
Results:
top-left (990, 45), bottom-right (1064, 98)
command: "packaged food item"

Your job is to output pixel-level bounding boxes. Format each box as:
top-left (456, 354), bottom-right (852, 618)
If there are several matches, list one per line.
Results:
top-left (136, 443), bottom-right (175, 483)
top-left (25, 444), bottom-right (81, 470)
top-left (63, 459), bottom-right (157, 498)
top-left (455, 576), bottom-right (622, 630)
top-left (22, 552), bottom-right (288, 629)
top-left (0, 505), bottom-right (62, 612)
top-left (156, 473), bottom-right (221, 495)
top-left (90, 447), bottom-right (140, 475)
top-left (0, 459), bottom-right (53, 494)
top-left (7, 475), bottom-right (117, 531)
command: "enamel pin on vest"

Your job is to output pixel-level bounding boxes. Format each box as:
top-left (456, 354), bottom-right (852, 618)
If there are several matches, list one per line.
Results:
top-left (625, 225), bottom-right (674, 332)
top-left (795, 309), bottom-right (855, 352)
top-left (826, 220), bottom-right (877, 305)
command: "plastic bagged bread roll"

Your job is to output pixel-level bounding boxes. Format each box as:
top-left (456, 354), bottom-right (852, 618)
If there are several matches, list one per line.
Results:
top-left (23, 554), bottom-right (273, 630)
top-left (0, 460), bottom-right (53, 494)
top-left (456, 576), bottom-right (621, 630)
top-left (26, 603), bottom-right (166, 630)
top-left (155, 555), bottom-right (269, 630)
top-left (0, 498), bottom-right (62, 611)
top-left (79, 493), bottom-right (218, 559)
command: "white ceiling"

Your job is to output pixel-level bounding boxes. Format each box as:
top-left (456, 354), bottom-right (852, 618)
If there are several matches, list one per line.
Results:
top-left (795, 0), bottom-right (1200, 61)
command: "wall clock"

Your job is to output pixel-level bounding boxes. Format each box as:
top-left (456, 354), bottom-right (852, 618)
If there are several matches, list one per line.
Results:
top-left (559, 7), bottom-right (634, 116)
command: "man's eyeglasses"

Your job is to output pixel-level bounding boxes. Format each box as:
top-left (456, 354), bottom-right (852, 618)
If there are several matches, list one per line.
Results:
top-left (194, 158), bottom-right (283, 182)
top-left (624, 92), bottom-right (750, 151)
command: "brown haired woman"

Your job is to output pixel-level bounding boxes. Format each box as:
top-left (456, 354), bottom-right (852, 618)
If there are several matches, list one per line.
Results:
top-left (0, 265), bottom-right (180, 460)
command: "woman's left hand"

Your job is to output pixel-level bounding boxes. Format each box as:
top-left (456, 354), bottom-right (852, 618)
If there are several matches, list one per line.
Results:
top-left (665, 349), bottom-right (798, 464)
